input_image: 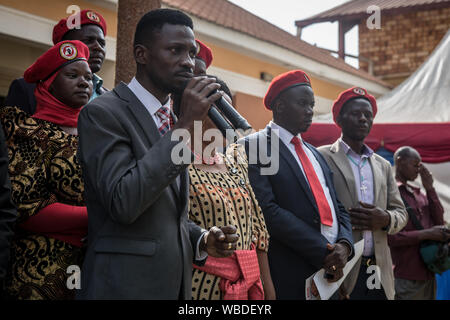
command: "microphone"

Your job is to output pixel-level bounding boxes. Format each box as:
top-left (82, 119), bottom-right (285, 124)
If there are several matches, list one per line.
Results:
top-left (173, 81), bottom-right (253, 138)
top-left (213, 94), bottom-right (252, 133)
top-left (208, 106), bottom-right (233, 137)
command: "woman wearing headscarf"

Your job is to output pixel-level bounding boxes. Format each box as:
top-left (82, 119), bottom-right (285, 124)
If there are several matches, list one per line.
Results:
top-left (0, 40), bottom-right (92, 300)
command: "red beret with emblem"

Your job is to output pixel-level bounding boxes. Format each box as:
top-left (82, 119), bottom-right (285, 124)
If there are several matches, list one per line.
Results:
top-left (24, 40), bottom-right (90, 83)
top-left (52, 9), bottom-right (107, 45)
top-left (263, 70), bottom-right (312, 110)
top-left (195, 39), bottom-right (213, 69)
top-left (332, 87), bottom-right (378, 123)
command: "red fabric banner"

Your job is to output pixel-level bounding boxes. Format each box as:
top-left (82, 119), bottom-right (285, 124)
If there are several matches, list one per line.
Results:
top-left (302, 122), bottom-right (450, 163)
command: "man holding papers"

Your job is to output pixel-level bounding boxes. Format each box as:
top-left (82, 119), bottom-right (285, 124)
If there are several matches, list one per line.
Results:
top-left (319, 87), bottom-right (407, 300)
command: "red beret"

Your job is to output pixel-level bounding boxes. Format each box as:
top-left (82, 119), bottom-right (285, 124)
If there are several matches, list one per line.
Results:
top-left (263, 70), bottom-right (311, 110)
top-left (195, 40), bottom-right (213, 68)
top-left (332, 87), bottom-right (378, 123)
top-left (52, 9), bottom-right (107, 45)
top-left (24, 40), bottom-right (90, 83)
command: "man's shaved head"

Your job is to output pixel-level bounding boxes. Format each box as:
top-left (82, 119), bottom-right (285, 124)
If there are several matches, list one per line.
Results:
top-left (394, 146), bottom-right (421, 165)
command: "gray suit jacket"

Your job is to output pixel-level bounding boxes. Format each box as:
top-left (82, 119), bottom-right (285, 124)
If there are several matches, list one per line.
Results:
top-left (318, 140), bottom-right (408, 300)
top-left (76, 82), bottom-right (204, 300)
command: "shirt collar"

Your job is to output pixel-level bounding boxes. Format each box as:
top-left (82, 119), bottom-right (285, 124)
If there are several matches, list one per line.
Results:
top-left (127, 77), bottom-right (171, 117)
top-left (269, 121), bottom-right (303, 146)
top-left (92, 74), bottom-right (103, 93)
top-left (396, 180), bottom-right (420, 192)
top-left (339, 138), bottom-right (374, 158)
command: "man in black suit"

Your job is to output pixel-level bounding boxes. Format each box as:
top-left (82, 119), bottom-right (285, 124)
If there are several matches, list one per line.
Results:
top-left (239, 70), bottom-right (354, 299)
top-left (0, 123), bottom-right (17, 298)
top-left (77, 9), bottom-right (238, 300)
top-left (4, 9), bottom-right (108, 114)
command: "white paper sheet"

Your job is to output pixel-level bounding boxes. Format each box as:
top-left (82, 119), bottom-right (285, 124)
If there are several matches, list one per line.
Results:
top-left (305, 240), bottom-right (364, 300)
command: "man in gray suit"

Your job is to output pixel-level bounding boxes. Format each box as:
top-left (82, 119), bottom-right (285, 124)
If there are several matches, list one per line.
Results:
top-left (77, 9), bottom-right (238, 300)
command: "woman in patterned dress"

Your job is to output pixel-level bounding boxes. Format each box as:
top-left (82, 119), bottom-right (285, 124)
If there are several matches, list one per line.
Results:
top-left (187, 84), bottom-right (276, 300)
top-left (1, 40), bottom-right (92, 299)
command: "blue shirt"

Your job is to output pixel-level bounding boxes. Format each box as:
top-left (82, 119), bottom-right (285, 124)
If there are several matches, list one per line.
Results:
top-left (340, 139), bottom-right (375, 256)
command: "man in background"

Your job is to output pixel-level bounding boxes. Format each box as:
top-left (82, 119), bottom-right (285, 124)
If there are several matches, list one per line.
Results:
top-left (389, 146), bottom-right (450, 300)
top-left (319, 87), bottom-right (408, 300)
top-left (241, 70), bottom-right (354, 299)
top-left (194, 39), bottom-right (212, 76)
top-left (4, 9), bottom-right (108, 114)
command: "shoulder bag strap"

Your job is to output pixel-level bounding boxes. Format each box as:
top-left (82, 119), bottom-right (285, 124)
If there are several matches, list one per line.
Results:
top-left (400, 193), bottom-right (424, 231)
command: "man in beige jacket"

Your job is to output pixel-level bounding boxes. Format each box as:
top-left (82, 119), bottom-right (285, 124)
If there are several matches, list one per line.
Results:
top-left (318, 87), bottom-right (407, 300)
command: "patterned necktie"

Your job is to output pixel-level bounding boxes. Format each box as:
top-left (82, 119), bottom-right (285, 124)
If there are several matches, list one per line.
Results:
top-left (156, 105), bottom-right (172, 135)
top-left (291, 136), bottom-right (333, 227)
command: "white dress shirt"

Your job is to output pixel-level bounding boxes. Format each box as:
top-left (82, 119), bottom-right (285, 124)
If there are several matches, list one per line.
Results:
top-left (128, 77), bottom-right (172, 132)
top-left (127, 77), bottom-right (207, 260)
top-left (270, 121), bottom-right (339, 244)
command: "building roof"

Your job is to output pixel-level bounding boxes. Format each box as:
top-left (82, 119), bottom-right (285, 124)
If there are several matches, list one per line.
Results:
top-left (162, 0), bottom-right (390, 87)
top-left (296, 0), bottom-right (450, 27)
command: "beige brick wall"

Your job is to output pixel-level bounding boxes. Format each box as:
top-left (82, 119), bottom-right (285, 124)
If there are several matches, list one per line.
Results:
top-left (359, 7), bottom-right (450, 86)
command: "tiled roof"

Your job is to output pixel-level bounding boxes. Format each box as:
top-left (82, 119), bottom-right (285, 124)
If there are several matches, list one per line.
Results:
top-left (296, 0), bottom-right (450, 26)
top-left (163, 0), bottom-right (390, 87)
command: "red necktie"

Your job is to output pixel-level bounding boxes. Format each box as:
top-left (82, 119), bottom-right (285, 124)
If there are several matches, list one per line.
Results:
top-left (291, 136), bottom-right (333, 227)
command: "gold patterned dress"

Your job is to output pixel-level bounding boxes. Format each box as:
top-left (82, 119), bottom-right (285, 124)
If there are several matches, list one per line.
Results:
top-left (189, 144), bottom-right (269, 300)
top-left (0, 106), bottom-right (85, 300)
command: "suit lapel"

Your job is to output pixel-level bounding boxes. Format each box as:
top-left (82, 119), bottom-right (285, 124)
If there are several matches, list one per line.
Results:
top-left (179, 168), bottom-right (189, 211)
top-left (165, 109), bottom-right (183, 200)
top-left (369, 156), bottom-right (383, 204)
top-left (268, 127), bottom-right (318, 210)
top-left (113, 82), bottom-right (181, 200)
top-left (328, 141), bottom-right (359, 205)
top-left (113, 82), bottom-right (161, 145)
